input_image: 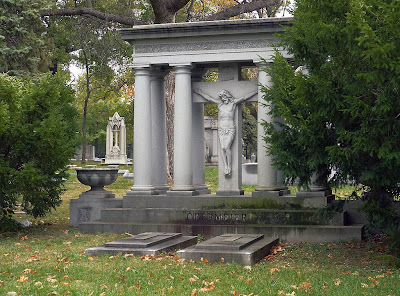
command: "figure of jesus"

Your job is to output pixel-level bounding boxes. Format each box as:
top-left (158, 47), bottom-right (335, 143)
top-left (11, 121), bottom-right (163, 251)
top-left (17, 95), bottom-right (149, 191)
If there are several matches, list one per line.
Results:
top-left (194, 89), bottom-right (257, 176)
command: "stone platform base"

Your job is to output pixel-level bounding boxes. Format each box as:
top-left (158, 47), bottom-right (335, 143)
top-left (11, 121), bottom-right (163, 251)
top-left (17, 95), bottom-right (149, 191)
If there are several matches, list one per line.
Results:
top-left (85, 232), bottom-right (197, 256)
top-left (69, 198), bottom-right (122, 226)
top-left (177, 234), bottom-right (279, 265)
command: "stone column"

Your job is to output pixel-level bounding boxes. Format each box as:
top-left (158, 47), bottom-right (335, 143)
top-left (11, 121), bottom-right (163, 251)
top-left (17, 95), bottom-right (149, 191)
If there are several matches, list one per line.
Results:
top-left (120, 119), bottom-right (127, 158)
top-left (192, 68), bottom-right (210, 194)
top-left (106, 124), bottom-right (112, 156)
top-left (169, 64), bottom-right (197, 195)
top-left (128, 67), bottom-right (157, 195)
top-left (253, 62), bottom-right (281, 197)
top-left (151, 69), bottom-right (169, 193)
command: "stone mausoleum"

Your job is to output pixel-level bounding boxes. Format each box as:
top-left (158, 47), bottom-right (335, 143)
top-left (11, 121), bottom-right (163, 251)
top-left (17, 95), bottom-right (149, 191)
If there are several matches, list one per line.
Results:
top-left (77, 18), bottom-right (363, 243)
top-left (121, 17), bottom-right (289, 197)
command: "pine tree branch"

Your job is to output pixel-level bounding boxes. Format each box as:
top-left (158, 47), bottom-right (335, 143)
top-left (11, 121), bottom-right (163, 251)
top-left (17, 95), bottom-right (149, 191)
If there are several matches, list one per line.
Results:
top-left (40, 7), bottom-right (146, 26)
top-left (202, 0), bottom-right (283, 21)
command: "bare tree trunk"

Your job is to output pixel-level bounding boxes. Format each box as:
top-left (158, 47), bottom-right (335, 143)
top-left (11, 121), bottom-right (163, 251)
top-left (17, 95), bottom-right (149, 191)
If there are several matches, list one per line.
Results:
top-left (81, 51), bottom-right (90, 164)
top-left (165, 72), bottom-right (175, 183)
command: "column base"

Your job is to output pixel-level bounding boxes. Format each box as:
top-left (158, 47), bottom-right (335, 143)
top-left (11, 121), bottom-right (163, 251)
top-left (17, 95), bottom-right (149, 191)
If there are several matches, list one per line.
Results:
top-left (154, 185), bottom-right (170, 195)
top-left (167, 190), bottom-right (199, 196)
top-left (216, 189), bottom-right (244, 196)
top-left (296, 189), bottom-right (332, 198)
top-left (194, 184), bottom-right (211, 195)
top-left (128, 186), bottom-right (159, 196)
top-left (252, 190), bottom-right (283, 197)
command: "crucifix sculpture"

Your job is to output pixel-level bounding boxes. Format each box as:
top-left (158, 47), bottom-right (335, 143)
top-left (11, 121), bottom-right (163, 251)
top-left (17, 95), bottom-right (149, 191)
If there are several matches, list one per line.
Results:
top-left (194, 89), bottom-right (257, 176)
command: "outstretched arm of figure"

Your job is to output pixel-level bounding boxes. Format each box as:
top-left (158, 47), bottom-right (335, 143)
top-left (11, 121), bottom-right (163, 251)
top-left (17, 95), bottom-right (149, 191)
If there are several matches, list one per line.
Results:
top-left (193, 89), bottom-right (219, 104)
top-left (235, 90), bottom-right (258, 104)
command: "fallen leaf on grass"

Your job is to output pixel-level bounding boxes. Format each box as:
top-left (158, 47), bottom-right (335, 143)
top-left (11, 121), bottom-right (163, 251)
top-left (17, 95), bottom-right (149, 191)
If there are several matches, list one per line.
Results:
top-left (361, 283), bottom-right (369, 288)
top-left (16, 275), bottom-right (28, 282)
top-left (199, 285), bottom-right (215, 292)
top-left (376, 275), bottom-right (385, 279)
top-left (200, 257), bottom-right (209, 263)
top-left (244, 266), bottom-right (252, 272)
top-left (269, 268), bottom-right (279, 275)
top-left (334, 278), bottom-right (341, 286)
top-left (23, 269), bottom-right (32, 274)
top-left (0, 280), bottom-right (4, 286)
top-left (189, 275), bottom-right (199, 283)
top-left (322, 282), bottom-right (329, 290)
top-left (191, 288), bottom-right (198, 296)
top-left (246, 278), bottom-right (253, 285)
top-left (301, 282), bottom-right (312, 291)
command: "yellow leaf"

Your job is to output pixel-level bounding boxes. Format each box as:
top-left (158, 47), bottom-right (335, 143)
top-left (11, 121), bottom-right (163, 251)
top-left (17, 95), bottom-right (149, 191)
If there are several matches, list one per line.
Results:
top-left (99, 293), bottom-right (106, 296)
top-left (17, 275), bottom-right (28, 282)
top-left (189, 275), bottom-right (199, 283)
top-left (361, 283), bottom-right (369, 288)
top-left (191, 288), bottom-right (198, 296)
top-left (376, 275), bottom-right (385, 279)
top-left (334, 278), bottom-right (341, 286)
top-left (23, 269), bottom-right (32, 274)
top-left (220, 257), bottom-right (225, 263)
top-left (0, 280), bottom-right (4, 286)
top-left (246, 278), bottom-right (253, 285)
top-left (244, 266), bottom-right (252, 272)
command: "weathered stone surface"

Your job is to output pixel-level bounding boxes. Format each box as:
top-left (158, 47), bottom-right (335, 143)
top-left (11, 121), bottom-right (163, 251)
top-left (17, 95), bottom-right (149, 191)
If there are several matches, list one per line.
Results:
top-left (85, 232), bottom-right (197, 256)
top-left (177, 234), bottom-right (279, 265)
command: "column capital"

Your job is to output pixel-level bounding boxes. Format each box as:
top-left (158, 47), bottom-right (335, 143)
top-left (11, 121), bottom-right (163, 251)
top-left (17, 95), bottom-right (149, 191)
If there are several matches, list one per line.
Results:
top-left (171, 63), bottom-right (192, 69)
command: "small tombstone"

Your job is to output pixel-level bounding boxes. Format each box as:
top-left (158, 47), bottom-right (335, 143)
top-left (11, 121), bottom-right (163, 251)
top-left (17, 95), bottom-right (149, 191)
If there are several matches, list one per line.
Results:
top-left (177, 234), bottom-right (279, 265)
top-left (85, 232), bottom-right (197, 256)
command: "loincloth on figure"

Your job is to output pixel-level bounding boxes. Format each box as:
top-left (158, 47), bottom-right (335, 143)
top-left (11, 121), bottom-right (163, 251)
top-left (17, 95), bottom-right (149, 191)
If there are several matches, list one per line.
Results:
top-left (218, 126), bottom-right (236, 138)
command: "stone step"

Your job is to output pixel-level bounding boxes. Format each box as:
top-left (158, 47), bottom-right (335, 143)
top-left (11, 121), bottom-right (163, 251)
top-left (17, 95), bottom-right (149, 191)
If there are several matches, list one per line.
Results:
top-left (78, 221), bottom-right (364, 243)
top-left (122, 193), bottom-right (333, 209)
top-left (99, 208), bottom-right (344, 226)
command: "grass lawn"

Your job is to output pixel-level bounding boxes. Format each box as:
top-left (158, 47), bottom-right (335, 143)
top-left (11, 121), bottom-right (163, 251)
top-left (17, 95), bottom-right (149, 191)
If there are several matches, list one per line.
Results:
top-left (1, 166), bottom-right (399, 295)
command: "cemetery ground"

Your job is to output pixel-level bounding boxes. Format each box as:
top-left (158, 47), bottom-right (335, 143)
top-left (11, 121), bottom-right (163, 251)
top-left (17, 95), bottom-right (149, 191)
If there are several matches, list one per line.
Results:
top-left (1, 166), bottom-right (399, 296)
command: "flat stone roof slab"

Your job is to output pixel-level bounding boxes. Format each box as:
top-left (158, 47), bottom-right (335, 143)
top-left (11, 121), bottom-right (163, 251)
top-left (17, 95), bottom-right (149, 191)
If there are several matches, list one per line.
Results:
top-left (85, 232), bottom-right (197, 256)
top-left (177, 234), bottom-right (279, 265)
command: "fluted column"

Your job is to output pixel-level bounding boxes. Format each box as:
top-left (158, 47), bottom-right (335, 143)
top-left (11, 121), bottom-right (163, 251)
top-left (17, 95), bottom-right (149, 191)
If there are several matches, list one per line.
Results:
top-left (129, 67), bottom-right (157, 194)
top-left (253, 62), bottom-right (280, 197)
top-left (151, 69), bottom-right (169, 193)
top-left (169, 64), bottom-right (197, 195)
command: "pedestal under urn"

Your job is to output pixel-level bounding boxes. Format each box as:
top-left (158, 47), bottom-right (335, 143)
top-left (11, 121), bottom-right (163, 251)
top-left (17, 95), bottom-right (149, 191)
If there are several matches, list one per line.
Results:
top-left (76, 168), bottom-right (119, 198)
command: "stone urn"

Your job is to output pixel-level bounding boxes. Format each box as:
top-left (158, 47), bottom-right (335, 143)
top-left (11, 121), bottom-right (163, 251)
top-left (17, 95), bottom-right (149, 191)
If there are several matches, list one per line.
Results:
top-left (76, 168), bottom-right (119, 198)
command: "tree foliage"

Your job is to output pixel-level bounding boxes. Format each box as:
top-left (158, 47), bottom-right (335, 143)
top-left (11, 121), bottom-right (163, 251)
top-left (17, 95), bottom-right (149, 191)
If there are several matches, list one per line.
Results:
top-left (263, 0), bottom-right (400, 251)
top-left (0, 0), bottom-right (50, 75)
top-left (0, 73), bottom-right (79, 231)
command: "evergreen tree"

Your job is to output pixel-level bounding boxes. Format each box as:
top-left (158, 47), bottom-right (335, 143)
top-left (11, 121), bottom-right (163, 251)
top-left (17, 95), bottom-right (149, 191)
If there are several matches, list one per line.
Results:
top-left (0, 0), bottom-right (48, 75)
top-left (0, 73), bottom-right (79, 231)
top-left (263, 0), bottom-right (400, 252)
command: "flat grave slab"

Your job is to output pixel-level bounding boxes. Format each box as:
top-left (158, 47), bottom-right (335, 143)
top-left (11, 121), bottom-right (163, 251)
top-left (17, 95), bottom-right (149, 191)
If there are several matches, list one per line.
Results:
top-left (85, 232), bottom-right (197, 256)
top-left (177, 234), bottom-right (279, 265)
